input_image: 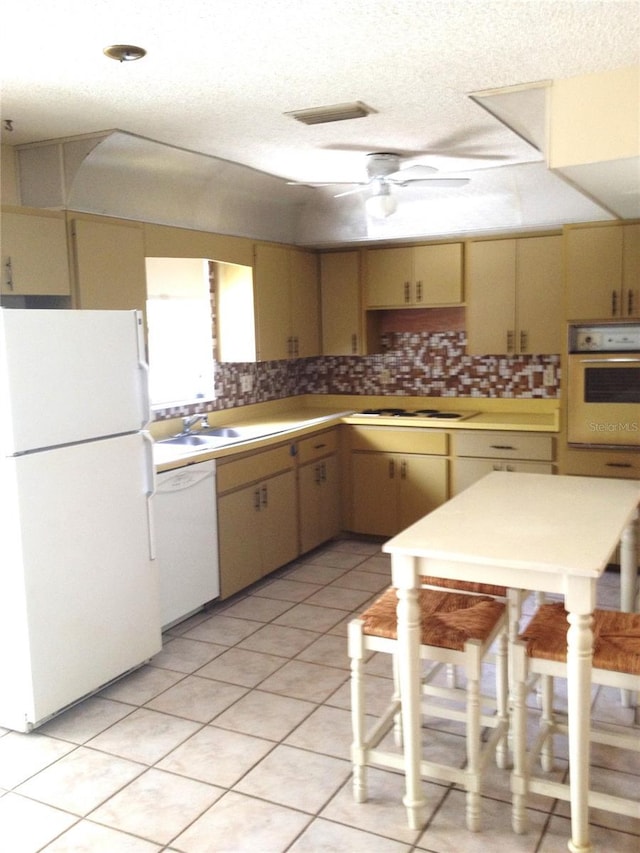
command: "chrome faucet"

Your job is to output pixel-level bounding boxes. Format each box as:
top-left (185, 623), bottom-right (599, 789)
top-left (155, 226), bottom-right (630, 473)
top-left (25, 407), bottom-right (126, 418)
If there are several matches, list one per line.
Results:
top-left (182, 414), bottom-right (208, 433)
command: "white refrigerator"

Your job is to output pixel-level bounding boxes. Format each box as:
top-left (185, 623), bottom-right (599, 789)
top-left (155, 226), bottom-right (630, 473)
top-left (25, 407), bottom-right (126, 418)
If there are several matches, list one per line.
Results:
top-left (0, 308), bottom-right (161, 732)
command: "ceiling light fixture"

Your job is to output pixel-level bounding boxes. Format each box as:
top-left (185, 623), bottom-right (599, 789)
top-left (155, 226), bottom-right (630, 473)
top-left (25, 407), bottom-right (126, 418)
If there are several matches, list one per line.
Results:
top-left (103, 44), bottom-right (147, 62)
top-left (365, 182), bottom-right (398, 218)
top-left (285, 101), bottom-right (375, 125)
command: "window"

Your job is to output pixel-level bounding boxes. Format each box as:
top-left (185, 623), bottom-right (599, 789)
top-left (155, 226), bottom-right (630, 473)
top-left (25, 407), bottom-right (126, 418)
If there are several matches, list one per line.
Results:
top-left (145, 258), bottom-right (215, 407)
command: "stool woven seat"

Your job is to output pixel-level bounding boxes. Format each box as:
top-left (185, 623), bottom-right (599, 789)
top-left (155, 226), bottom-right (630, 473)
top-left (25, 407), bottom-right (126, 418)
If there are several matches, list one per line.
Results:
top-left (349, 585), bottom-right (508, 832)
top-left (519, 601), bottom-right (640, 675)
top-left (361, 586), bottom-right (506, 651)
top-left (511, 601), bottom-right (640, 833)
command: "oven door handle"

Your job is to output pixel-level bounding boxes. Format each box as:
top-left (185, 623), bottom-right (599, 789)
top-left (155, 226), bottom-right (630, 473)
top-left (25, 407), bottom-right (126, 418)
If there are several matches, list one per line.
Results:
top-left (577, 357), bottom-right (640, 364)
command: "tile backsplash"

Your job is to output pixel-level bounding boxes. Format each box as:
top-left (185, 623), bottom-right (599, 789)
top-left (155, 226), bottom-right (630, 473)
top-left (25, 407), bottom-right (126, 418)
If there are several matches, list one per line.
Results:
top-left (153, 331), bottom-right (560, 421)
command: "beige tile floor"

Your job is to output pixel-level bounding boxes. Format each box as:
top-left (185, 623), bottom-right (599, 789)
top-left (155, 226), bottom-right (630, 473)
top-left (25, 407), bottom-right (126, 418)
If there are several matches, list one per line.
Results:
top-left (1, 536), bottom-right (638, 852)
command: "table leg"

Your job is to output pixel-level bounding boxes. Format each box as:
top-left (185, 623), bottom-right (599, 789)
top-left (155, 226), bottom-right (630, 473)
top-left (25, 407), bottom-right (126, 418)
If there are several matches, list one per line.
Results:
top-left (566, 608), bottom-right (594, 853)
top-left (619, 512), bottom-right (638, 708)
top-left (393, 557), bottom-right (427, 830)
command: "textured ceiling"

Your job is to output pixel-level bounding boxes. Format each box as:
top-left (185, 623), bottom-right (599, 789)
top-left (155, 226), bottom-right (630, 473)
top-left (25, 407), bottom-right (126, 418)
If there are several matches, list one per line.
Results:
top-left (1, 1), bottom-right (639, 242)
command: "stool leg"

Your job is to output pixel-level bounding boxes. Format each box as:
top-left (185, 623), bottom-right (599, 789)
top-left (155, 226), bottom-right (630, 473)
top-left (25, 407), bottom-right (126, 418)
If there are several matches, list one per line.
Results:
top-left (511, 641), bottom-right (529, 835)
top-left (540, 674), bottom-right (555, 773)
top-left (495, 629), bottom-right (509, 770)
top-left (391, 653), bottom-right (403, 747)
top-left (465, 647), bottom-right (482, 832)
top-left (348, 619), bottom-right (368, 803)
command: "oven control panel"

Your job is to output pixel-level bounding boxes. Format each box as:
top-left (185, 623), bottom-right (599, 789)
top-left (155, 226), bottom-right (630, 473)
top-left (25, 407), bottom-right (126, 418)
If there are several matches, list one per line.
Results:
top-left (570, 323), bottom-right (640, 352)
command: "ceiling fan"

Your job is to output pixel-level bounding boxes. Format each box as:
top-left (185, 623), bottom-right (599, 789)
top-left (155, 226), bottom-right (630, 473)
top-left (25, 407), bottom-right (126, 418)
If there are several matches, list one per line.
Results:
top-left (288, 152), bottom-right (470, 218)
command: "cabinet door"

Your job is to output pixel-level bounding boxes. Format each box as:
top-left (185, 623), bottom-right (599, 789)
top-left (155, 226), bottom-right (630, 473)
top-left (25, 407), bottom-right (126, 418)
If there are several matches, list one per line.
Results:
top-left (290, 249), bottom-right (320, 357)
top-left (466, 239), bottom-right (516, 354)
top-left (351, 452), bottom-right (397, 536)
top-left (253, 244), bottom-right (290, 360)
top-left (299, 455), bottom-right (341, 554)
top-left (516, 235), bottom-right (563, 354)
top-left (413, 243), bottom-right (462, 305)
top-left (320, 251), bottom-right (361, 354)
top-left (565, 225), bottom-right (623, 320)
top-left (452, 458), bottom-right (553, 496)
top-left (72, 219), bottom-right (147, 313)
top-left (1, 211), bottom-right (70, 296)
top-left (319, 454), bottom-right (341, 545)
top-left (218, 485), bottom-right (263, 598)
top-left (260, 469), bottom-right (299, 575)
top-left (365, 247), bottom-right (412, 307)
top-left (622, 223), bottom-right (640, 319)
top-left (398, 455), bottom-right (448, 530)
top-left (299, 460), bottom-right (323, 554)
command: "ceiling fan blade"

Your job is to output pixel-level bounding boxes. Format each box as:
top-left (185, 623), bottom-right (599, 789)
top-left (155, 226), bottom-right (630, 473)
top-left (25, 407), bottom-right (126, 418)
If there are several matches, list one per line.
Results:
top-left (389, 177), bottom-right (470, 188)
top-left (389, 164), bottom-right (438, 180)
top-left (334, 184), bottom-right (371, 198)
top-left (286, 180), bottom-right (365, 188)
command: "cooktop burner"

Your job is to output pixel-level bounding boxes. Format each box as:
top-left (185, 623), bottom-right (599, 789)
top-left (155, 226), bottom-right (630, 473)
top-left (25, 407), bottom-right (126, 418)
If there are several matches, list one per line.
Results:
top-left (358, 408), bottom-right (474, 420)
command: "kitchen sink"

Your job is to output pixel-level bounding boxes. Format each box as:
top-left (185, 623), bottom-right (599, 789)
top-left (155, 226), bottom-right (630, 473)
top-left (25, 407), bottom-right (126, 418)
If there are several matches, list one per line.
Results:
top-left (199, 427), bottom-right (244, 438)
top-left (159, 434), bottom-right (223, 448)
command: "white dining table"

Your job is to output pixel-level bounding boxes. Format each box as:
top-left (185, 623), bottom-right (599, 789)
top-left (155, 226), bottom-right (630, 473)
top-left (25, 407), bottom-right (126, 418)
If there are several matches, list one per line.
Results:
top-left (383, 471), bottom-right (639, 853)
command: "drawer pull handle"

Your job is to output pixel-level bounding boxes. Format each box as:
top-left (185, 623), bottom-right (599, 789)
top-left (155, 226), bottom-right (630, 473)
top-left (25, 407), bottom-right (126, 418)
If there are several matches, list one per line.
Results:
top-left (490, 445), bottom-right (517, 451)
top-left (314, 443), bottom-right (327, 450)
top-left (606, 462), bottom-right (633, 469)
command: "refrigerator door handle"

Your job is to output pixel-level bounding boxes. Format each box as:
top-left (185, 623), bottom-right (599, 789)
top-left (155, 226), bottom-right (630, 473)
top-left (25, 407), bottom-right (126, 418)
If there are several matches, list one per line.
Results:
top-left (134, 310), bottom-right (152, 427)
top-left (142, 430), bottom-right (157, 561)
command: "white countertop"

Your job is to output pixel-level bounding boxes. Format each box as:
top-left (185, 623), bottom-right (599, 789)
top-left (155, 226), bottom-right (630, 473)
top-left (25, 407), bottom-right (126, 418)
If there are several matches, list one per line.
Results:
top-left (384, 471), bottom-right (640, 580)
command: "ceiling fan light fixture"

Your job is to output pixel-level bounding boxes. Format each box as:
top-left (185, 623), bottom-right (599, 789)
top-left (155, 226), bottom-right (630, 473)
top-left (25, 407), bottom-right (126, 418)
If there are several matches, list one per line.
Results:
top-left (103, 44), bottom-right (147, 62)
top-left (365, 183), bottom-right (397, 218)
top-left (285, 101), bottom-right (375, 125)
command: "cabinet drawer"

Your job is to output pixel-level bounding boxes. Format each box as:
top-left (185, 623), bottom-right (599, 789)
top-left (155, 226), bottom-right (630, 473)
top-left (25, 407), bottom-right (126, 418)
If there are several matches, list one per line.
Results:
top-left (563, 448), bottom-right (640, 480)
top-left (297, 429), bottom-right (338, 464)
top-left (455, 431), bottom-right (554, 461)
top-left (217, 444), bottom-right (294, 493)
top-left (349, 426), bottom-right (448, 455)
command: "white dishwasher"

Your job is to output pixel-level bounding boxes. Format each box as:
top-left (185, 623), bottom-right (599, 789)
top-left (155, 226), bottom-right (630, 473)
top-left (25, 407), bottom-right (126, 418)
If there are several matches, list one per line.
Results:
top-left (154, 460), bottom-right (219, 629)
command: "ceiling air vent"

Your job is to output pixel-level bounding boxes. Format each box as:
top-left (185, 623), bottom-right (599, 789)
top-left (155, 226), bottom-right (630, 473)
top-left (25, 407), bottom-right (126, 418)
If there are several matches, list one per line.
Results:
top-left (285, 101), bottom-right (375, 125)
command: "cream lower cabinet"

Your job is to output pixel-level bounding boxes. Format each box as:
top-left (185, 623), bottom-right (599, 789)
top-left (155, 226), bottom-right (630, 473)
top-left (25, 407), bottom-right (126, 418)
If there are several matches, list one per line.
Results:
top-left (452, 431), bottom-right (555, 495)
top-left (297, 429), bottom-right (341, 554)
top-left (561, 447), bottom-right (639, 480)
top-left (347, 427), bottom-right (449, 537)
top-left (217, 444), bottom-right (298, 598)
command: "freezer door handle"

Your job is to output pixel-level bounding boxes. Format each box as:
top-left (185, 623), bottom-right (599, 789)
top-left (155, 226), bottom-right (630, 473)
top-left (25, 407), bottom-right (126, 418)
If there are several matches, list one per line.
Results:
top-left (135, 311), bottom-right (152, 427)
top-left (142, 430), bottom-right (157, 561)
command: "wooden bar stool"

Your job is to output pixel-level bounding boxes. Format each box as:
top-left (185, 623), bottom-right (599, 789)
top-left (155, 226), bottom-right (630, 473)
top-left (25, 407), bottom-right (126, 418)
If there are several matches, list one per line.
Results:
top-left (511, 601), bottom-right (640, 834)
top-left (349, 586), bottom-right (509, 831)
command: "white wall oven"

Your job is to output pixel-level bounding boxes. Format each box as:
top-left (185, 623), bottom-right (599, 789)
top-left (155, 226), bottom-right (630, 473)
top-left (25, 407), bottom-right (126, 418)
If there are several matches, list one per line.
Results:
top-left (567, 323), bottom-right (640, 447)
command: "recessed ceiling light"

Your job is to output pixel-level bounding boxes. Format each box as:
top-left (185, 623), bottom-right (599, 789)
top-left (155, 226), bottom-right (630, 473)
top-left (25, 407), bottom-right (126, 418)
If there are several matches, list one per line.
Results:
top-left (103, 45), bottom-right (147, 62)
top-left (285, 101), bottom-right (375, 125)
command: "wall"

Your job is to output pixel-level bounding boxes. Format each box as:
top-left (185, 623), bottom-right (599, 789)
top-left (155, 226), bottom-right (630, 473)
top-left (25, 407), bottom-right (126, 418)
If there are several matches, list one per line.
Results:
top-left (154, 331), bottom-right (560, 420)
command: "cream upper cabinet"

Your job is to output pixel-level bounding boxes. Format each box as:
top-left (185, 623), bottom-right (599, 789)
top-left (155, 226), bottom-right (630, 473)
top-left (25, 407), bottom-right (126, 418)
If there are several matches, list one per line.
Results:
top-left (565, 223), bottom-right (640, 320)
top-left (365, 242), bottom-right (462, 308)
top-left (320, 250), bottom-right (362, 355)
top-left (253, 244), bottom-right (320, 360)
top-left (71, 217), bottom-right (147, 314)
top-left (1, 207), bottom-right (70, 296)
top-left (466, 235), bottom-right (563, 355)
